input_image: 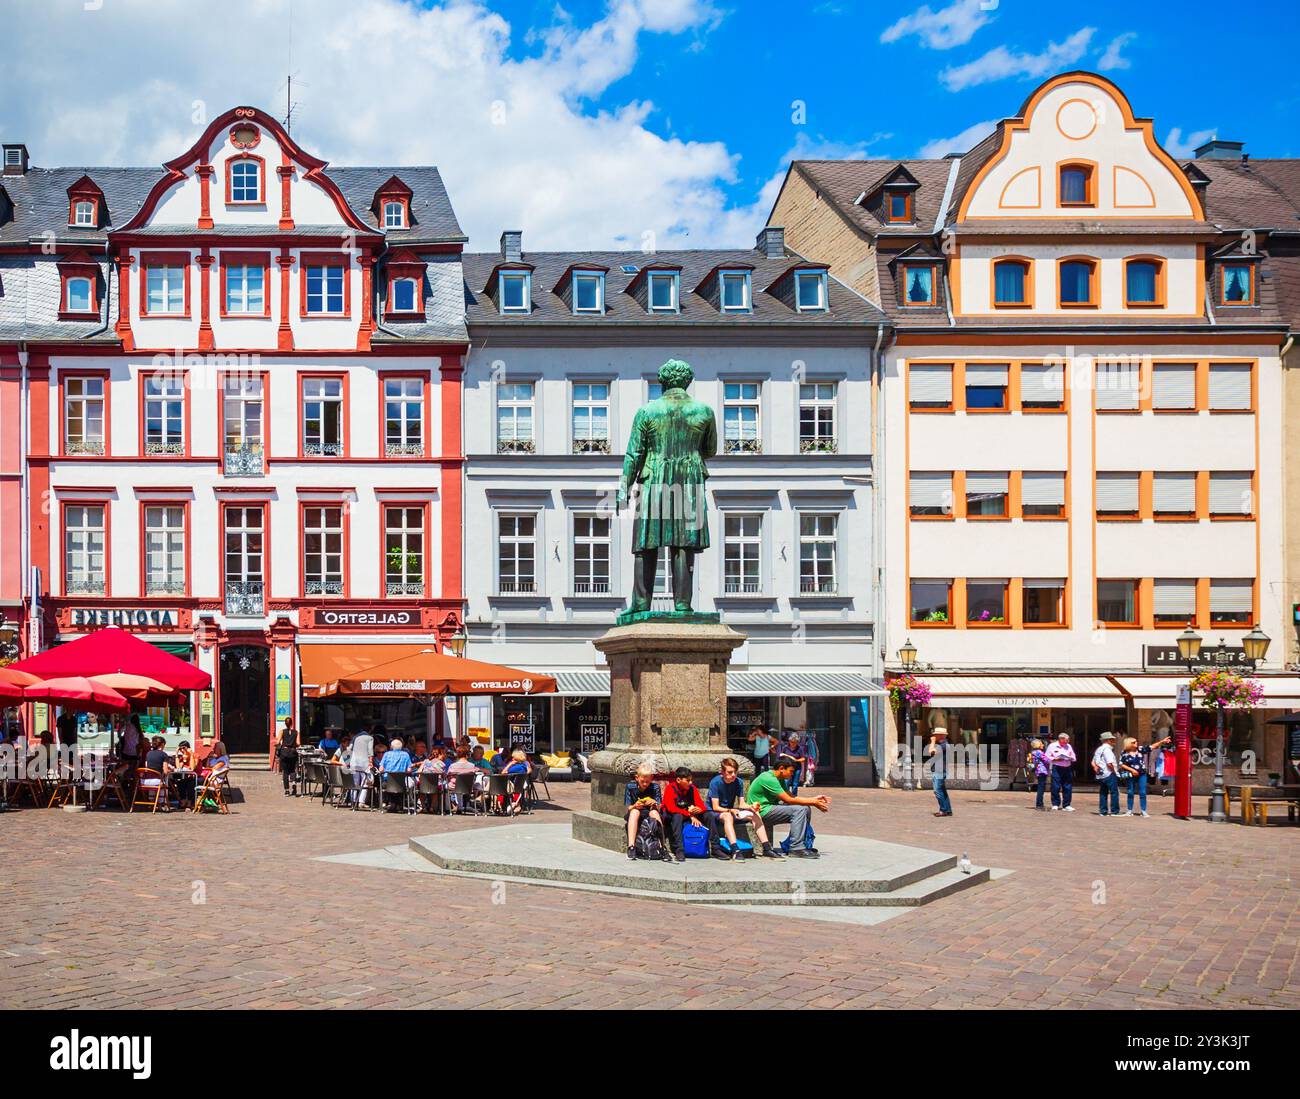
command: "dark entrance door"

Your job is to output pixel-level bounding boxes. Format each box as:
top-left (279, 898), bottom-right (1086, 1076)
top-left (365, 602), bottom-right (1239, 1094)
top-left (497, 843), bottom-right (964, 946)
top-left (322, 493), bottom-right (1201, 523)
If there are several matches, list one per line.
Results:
top-left (219, 644), bottom-right (270, 755)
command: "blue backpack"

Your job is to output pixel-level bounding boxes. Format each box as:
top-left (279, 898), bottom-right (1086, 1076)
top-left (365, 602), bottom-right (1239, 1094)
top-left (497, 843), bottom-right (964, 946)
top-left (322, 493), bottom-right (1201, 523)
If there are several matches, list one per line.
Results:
top-left (682, 822), bottom-right (710, 858)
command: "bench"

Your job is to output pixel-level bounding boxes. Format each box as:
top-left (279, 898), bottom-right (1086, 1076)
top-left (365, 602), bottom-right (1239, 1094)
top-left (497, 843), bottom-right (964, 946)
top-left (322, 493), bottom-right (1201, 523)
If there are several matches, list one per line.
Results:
top-left (1240, 785), bottom-right (1300, 826)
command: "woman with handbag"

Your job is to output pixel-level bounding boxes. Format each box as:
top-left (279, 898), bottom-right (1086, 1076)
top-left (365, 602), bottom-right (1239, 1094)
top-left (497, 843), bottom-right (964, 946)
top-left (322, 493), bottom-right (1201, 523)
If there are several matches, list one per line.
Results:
top-left (275, 716), bottom-right (299, 796)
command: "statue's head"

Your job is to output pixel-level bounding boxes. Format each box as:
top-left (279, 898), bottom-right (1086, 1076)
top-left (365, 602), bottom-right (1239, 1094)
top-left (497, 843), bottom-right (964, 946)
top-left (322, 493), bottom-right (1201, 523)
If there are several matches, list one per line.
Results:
top-left (657, 359), bottom-right (694, 391)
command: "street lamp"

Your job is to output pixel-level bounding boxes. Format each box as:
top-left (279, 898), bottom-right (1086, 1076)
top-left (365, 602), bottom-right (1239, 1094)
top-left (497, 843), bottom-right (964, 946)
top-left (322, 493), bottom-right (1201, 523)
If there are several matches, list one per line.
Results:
top-left (898, 639), bottom-right (919, 791)
top-left (447, 624), bottom-right (468, 659)
top-left (1208, 624), bottom-right (1270, 823)
top-left (1175, 626), bottom-right (1202, 671)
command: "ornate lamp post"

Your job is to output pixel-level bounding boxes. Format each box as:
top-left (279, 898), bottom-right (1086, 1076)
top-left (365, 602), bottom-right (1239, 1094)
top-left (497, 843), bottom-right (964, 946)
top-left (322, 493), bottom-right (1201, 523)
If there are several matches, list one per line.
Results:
top-left (447, 624), bottom-right (468, 658)
top-left (1176, 625), bottom-right (1202, 672)
top-left (898, 638), bottom-right (918, 791)
top-left (1203, 625), bottom-right (1269, 823)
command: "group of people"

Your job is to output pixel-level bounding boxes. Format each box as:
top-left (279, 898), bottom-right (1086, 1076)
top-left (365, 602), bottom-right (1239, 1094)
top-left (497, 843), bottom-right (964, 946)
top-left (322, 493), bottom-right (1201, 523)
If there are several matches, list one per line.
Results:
top-left (745, 726), bottom-right (820, 784)
top-left (275, 718), bottom-right (534, 812)
top-left (624, 754), bottom-right (831, 861)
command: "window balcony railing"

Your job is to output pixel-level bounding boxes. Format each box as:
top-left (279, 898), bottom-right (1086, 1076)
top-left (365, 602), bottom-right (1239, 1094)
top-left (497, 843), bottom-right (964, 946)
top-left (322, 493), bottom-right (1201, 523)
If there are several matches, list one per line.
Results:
top-left (573, 580), bottom-right (611, 595)
top-left (723, 581), bottom-right (764, 594)
top-left (224, 580), bottom-right (264, 616)
top-left (799, 579), bottom-right (838, 595)
top-left (724, 437), bottom-right (762, 455)
top-left (223, 444), bottom-right (264, 477)
top-left (144, 440), bottom-right (185, 457)
top-left (799, 436), bottom-right (838, 454)
top-left (65, 439), bottom-right (105, 457)
top-left (498, 438), bottom-right (536, 455)
top-left (145, 578), bottom-right (186, 597)
top-left (572, 437), bottom-right (611, 455)
top-left (385, 580), bottom-right (425, 598)
top-left (385, 442), bottom-right (425, 458)
top-left (66, 578), bottom-right (106, 596)
top-left (303, 442), bottom-right (344, 457)
top-left (497, 579), bottom-right (537, 595)
top-left (305, 580), bottom-right (345, 597)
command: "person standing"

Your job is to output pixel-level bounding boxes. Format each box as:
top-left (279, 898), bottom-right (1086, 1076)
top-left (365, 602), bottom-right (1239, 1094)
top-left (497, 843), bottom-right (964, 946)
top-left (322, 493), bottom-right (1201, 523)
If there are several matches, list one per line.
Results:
top-left (1029, 738), bottom-right (1049, 810)
top-left (926, 727), bottom-right (953, 817)
top-left (275, 716), bottom-right (299, 796)
top-left (747, 726), bottom-right (775, 773)
top-left (802, 731), bottom-right (820, 787)
top-left (1118, 737), bottom-right (1148, 817)
top-left (1045, 731), bottom-right (1077, 811)
top-left (349, 725), bottom-right (375, 808)
top-left (1092, 731), bottom-right (1121, 817)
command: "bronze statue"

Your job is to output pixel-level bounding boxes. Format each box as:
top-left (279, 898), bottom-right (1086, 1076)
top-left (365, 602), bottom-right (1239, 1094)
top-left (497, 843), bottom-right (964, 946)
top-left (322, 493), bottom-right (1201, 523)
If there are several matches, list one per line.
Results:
top-left (617, 359), bottom-right (717, 616)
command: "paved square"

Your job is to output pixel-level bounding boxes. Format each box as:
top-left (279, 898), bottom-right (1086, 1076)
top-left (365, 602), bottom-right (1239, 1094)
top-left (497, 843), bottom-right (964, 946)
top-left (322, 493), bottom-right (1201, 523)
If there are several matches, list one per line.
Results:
top-left (1, 774), bottom-right (1295, 1009)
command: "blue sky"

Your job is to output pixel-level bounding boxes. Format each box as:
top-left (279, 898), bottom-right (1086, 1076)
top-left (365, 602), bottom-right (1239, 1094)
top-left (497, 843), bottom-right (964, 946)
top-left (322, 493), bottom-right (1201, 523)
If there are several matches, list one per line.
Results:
top-left (2, 0), bottom-right (1296, 250)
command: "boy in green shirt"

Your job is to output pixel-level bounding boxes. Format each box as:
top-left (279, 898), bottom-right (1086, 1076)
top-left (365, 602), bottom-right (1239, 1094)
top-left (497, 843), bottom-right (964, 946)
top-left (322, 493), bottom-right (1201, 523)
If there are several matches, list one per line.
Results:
top-left (746, 756), bottom-right (830, 859)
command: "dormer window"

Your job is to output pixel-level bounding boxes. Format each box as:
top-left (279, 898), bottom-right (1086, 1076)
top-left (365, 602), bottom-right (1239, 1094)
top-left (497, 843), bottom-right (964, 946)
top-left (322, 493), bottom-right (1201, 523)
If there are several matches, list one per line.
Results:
top-left (500, 270), bottom-right (531, 314)
top-left (65, 277), bottom-right (94, 313)
top-left (1059, 163), bottom-right (1095, 207)
top-left (885, 190), bottom-right (912, 223)
top-left (901, 264), bottom-right (936, 307)
top-left (66, 176), bottom-right (104, 228)
top-left (648, 271), bottom-right (679, 313)
top-left (72, 200), bottom-right (96, 227)
top-left (572, 271), bottom-right (605, 314)
top-left (390, 278), bottom-right (420, 313)
top-left (383, 200), bottom-right (407, 229)
top-left (58, 253), bottom-right (100, 318)
top-left (1220, 262), bottom-right (1255, 306)
top-left (720, 270), bottom-right (751, 313)
top-left (383, 250), bottom-right (424, 317)
top-left (227, 157), bottom-right (263, 204)
top-left (795, 270), bottom-right (827, 312)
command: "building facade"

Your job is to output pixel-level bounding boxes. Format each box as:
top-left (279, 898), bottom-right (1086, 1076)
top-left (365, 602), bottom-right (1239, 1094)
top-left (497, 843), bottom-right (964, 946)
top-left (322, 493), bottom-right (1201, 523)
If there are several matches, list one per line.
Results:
top-left (772, 71), bottom-right (1300, 788)
top-left (0, 107), bottom-right (469, 755)
top-left (459, 229), bottom-right (886, 782)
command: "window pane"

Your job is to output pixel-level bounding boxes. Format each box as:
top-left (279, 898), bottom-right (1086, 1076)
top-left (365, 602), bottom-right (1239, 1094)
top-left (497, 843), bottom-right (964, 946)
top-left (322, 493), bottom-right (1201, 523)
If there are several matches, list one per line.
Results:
top-left (1097, 580), bottom-right (1136, 623)
top-left (1060, 261), bottom-right (1092, 303)
top-left (1127, 261), bottom-right (1158, 304)
top-left (910, 581), bottom-right (949, 623)
top-left (967, 581), bottom-right (1007, 623)
top-left (1061, 168), bottom-right (1089, 204)
top-left (994, 262), bottom-right (1026, 304)
top-left (904, 267), bottom-right (933, 304)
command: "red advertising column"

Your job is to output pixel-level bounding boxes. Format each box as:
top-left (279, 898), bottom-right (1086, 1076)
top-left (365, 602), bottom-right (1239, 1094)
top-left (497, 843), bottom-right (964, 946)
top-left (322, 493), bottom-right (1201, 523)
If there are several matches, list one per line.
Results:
top-left (1174, 683), bottom-right (1192, 819)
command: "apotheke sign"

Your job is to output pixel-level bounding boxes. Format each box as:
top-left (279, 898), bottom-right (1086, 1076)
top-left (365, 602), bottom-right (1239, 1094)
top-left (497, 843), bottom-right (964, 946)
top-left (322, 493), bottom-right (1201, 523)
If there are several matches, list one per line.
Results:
top-left (69, 607), bottom-right (181, 629)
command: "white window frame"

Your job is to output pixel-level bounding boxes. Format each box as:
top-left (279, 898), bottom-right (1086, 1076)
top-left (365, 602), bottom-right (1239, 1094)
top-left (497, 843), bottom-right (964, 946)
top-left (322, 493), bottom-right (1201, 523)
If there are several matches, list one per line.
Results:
top-left (722, 380), bottom-right (762, 454)
top-left (497, 511), bottom-right (539, 595)
top-left (229, 158), bottom-right (261, 203)
top-left (303, 506), bottom-right (345, 597)
top-left (572, 272), bottom-right (605, 315)
top-left (223, 505), bottom-right (264, 614)
top-left (302, 377), bottom-right (344, 457)
top-left (383, 200), bottom-right (406, 229)
top-left (145, 264), bottom-right (186, 315)
top-left (66, 276), bottom-right (94, 313)
top-left (572, 512), bottom-right (612, 595)
top-left (722, 512), bottom-right (764, 595)
top-left (222, 375), bottom-right (263, 472)
top-left (305, 264), bottom-right (345, 315)
top-left (72, 200), bottom-right (95, 227)
top-left (384, 506), bottom-right (425, 597)
top-left (797, 511), bottom-right (838, 595)
top-left (496, 380), bottom-right (536, 453)
top-left (499, 271), bottom-right (531, 314)
top-left (64, 505), bottom-right (106, 595)
top-left (795, 269), bottom-right (828, 312)
top-left (225, 262), bottom-right (265, 315)
top-left (143, 505), bottom-right (186, 596)
top-left (571, 381), bottom-right (611, 454)
top-left (390, 276), bottom-right (419, 313)
top-left (383, 377), bottom-right (425, 457)
top-left (64, 376), bottom-right (105, 455)
top-left (798, 381), bottom-right (837, 452)
top-left (647, 271), bottom-right (680, 314)
top-left (719, 269), bottom-right (751, 313)
top-left (143, 374), bottom-right (185, 455)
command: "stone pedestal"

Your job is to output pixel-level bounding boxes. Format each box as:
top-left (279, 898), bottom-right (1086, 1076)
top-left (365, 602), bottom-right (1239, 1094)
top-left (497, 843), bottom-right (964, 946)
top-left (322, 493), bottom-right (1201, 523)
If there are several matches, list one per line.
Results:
top-left (571, 620), bottom-right (753, 852)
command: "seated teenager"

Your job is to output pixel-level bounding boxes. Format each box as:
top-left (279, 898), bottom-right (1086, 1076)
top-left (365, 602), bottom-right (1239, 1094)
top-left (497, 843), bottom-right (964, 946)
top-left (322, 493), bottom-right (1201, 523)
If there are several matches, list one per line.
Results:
top-left (624, 764), bottom-right (670, 861)
top-left (707, 757), bottom-right (778, 859)
top-left (662, 766), bottom-right (716, 863)
top-left (745, 756), bottom-right (830, 859)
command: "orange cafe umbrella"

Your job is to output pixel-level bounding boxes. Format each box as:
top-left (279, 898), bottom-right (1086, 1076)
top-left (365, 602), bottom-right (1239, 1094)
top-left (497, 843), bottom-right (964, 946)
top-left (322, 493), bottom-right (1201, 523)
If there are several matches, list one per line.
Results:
top-left (0, 666), bottom-right (42, 702)
top-left (87, 672), bottom-right (179, 702)
top-left (23, 676), bottom-right (130, 714)
top-left (319, 648), bottom-right (557, 698)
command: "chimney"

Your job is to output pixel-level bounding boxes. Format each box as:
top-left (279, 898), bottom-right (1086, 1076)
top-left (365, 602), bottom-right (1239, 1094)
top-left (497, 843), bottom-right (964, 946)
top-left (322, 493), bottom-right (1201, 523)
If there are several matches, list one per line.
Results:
top-left (2, 144), bottom-right (29, 175)
top-left (756, 225), bottom-right (785, 259)
top-left (500, 230), bottom-right (522, 262)
top-left (1193, 139), bottom-right (1245, 161)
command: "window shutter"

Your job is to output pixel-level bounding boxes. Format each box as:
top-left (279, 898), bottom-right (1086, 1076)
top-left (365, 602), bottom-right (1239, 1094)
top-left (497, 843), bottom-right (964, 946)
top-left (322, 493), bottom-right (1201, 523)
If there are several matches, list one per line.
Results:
top-left (1096, 472), bottom-right (1139, 512)
top-left (1210, 579), bottom-right (1253, 614)
top-left (1021, 472), bottom-right (1065, 506)
top-left (1095, 363), bottom-right (1140, 410)
top-left (1208, 364), bottom-right (1252, 410)
top-left (909, 472), bottom-right (952, 508)
top-left (1023, 578), bottom-right (1065, 590)
top-left (1153, 472), bottom-right (1196, 513)
top-left (1152, 364), bottom-right (1196, 409)
top-left (1209, 472), bottom-right (1253, 516)
top-left (1153, 579), bottom-right (1196, 616)
top-left (965, 471), bottom-right (1008, 495)
top-left (910, 365), bottom-right (952, 404)
top-left (965, 363), bottom-right (1008, 387)
top-left (1020, 364), bottom-right (1063, 403)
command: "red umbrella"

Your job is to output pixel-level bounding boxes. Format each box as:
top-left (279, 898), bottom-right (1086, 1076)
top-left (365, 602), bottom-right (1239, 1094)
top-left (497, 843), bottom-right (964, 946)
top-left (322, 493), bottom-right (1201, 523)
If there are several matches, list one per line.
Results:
top-left (11, 627), bottom-right (210, 690)
top-left (22, 676), bottom-right (130, 714)
top-left (0, 666), bottom-right (42, 702)
top-left (88, 672), bottom-right (179, 702)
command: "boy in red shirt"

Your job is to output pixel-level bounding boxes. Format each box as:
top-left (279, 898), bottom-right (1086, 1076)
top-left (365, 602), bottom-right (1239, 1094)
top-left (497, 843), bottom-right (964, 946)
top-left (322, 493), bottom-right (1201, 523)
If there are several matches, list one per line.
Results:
top-left (662, 766), bottom-right (716, 863)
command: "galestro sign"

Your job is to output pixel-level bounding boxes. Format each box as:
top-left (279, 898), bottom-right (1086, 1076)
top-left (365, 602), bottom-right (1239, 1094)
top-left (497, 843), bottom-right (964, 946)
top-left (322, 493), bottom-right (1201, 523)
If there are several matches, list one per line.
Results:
top-left (471, 679), bottom-right (535, 692)
top-left (315, 609), bottom-right (419, 628)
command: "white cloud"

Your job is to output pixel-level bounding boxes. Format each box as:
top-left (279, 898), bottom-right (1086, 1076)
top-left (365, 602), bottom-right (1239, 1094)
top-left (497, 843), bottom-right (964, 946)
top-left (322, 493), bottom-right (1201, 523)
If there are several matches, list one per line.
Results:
top-left (0, 0), bottom-right (770, 251)
top-left (1163, 127), bottom-right (1218, 159)
top-left (940, 27), bottom-right (1095, 92)
top-left (917, 119), bottom-right (997, 159)
top-left (1097, 31), bottom-right (1136, 71)
top-left (881, 0), bottom-right (994, 50)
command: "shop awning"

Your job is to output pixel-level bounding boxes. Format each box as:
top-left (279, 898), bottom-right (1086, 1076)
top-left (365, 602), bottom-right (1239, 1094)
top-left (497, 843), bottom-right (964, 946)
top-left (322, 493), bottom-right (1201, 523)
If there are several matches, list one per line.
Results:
top-left (535, 669), bottom-right (885, 698)
top-left (1114, 675), bottom-right (1300, 709)
top-left (308, 645), bottom-right (557, 698)
top-left (300, 644), bottom-right (434, 697)
top-left (924, 675), bottom-right (1124, 709)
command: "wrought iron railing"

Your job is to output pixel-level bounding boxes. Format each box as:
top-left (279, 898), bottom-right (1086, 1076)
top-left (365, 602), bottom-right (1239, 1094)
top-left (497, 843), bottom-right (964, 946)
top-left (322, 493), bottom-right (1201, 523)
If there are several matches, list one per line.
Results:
top-left (303, 442), bottom-right (344, 457)
top-left (573, 580), bottom-right (611, 595)
top-left (385, 581), bottom-right (425, 598)
top-left (572, 437), bottom-right (611, 454)
top-left (144, 440), bottom-right (185, 456)
top-left (224, 580), bottom-right (264, 616)
top-left (799, 436), bottom-right (838, 454)
top-left (145, 578), bottom-right (185, 596)
top-left (498, 579), bottom-right (537, 594)
top-left (223, 444), bottom-right (264, 477)
top-left (724, 437), bottom-right (762, 455)
top-left (65, 439), bottom-right (105, 456)
top-left (66, 578), bottom-right (106, 596)
top-left (385, 442), bottom-right (426, 458)
top-left (497, 438), bottom-right (536, 455)
top-left (305, 580), bottom-right (345, 597)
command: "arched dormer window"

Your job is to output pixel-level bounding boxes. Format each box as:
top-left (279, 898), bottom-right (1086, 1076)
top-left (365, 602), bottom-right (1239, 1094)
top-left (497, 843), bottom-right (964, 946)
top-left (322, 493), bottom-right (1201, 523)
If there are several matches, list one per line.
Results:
top-left (384, 250), bottom-right (425, 317)
top-left (992, 257), bottom-right (1033, 308)
top-left (226, 156), bottom-right (264, 204)
top-left (1058, 257), bottom-right (1098, 308)
top-left (1124, 256), bottom-right (1165, 308)
top-left (66, 175), bottom-right (104, 228)
top-left (58, 252), bottom-right (100, 317)
top-left (1058, 162), bottom-right (1096, 208)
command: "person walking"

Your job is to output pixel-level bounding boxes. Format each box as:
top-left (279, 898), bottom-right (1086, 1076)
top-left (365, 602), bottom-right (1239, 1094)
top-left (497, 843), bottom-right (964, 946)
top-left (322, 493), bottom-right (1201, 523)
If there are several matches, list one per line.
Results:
top-left (1029, 738), bottom-right (1049, 810)
top-left (1118, 736), bottom-right (1148, 817)
top-left (926, 727), bottom-right (953, 817)
top-left (1092, 731), bottom-right (1121, 817)
top-left (1045, 731), bottom-right (1077, 811)
top-left (274, 716), bottom-right (299, 796)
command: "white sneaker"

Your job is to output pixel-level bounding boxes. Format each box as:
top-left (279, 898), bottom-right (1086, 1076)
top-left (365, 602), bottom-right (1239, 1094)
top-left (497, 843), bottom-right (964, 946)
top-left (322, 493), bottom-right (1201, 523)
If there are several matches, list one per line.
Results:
top-left (1139, 810), bottom-right (1149, 817)
top-left (1063, 806), bottom-right (1075, 812)
top-left (1123, 810), bottom-right (1133, 816)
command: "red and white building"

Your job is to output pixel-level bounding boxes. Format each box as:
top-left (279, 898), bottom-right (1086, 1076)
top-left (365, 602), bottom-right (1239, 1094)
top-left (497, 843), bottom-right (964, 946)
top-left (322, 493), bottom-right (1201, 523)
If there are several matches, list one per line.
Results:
top-left (0, 107), bottom-right (469, 755)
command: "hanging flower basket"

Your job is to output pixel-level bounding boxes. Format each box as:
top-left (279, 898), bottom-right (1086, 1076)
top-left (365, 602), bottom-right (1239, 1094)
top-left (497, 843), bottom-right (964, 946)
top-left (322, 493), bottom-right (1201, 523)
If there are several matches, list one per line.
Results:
top-left (886, 674), bottom-right (932, 712)
top-left (1189, 669), bottom-right (1264, 711)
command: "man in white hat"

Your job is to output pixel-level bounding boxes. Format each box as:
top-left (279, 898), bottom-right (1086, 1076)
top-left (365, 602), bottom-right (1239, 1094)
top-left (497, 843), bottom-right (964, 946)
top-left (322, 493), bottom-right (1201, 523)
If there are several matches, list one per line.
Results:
top-left (1092, 731), bottom-right (1120, 816)
top-left (926, 726), bottom-right (952, 817)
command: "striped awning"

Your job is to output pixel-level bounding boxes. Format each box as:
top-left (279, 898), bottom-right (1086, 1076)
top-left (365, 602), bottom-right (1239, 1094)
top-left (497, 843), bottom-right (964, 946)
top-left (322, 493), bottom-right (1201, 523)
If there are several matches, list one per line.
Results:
top-left (924, 675), bottom-right (1124, 709)
top-left (1114, 675), bottom-right (1300, 710)
top-left (539, 669), bottom-right (885, 698)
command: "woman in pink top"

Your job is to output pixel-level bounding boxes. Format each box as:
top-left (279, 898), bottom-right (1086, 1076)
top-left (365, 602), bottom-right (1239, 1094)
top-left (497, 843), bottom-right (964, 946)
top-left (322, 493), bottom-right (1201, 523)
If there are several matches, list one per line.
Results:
top-left (1044, 732), bottom-right (1077, 812)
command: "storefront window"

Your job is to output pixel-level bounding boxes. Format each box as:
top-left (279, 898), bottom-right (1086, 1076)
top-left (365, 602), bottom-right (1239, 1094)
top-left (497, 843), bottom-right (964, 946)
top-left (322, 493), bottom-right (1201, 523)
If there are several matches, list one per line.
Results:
top-left (563, 696), bottom-right (609, 753)
top-left (495, 695), bottom-right (550, 754)
top-left (804, 698), bottom-right (844, 778)
top-left (727, 697), bottom-right (777, 755)
top-left (302, 698), bottom-right (427, 745)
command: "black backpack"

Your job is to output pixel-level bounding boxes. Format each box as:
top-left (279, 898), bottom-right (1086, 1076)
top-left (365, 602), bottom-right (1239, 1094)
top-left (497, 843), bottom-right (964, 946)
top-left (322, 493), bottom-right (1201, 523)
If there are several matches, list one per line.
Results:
top-left (634, 813), bottom-right (666, 861)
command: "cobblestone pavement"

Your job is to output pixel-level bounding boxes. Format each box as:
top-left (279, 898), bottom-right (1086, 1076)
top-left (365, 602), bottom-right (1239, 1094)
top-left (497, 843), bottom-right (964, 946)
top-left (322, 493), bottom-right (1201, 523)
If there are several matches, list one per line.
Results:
top-left (1, 774), bottom-right (1295, 1009)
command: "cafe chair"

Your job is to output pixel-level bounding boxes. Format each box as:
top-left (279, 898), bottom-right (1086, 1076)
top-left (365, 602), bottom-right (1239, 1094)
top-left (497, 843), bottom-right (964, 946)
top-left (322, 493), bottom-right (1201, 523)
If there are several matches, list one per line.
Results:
top-left (324, 764), bottom-right (353, 808)
top-left (506, 773), bottom-right (529, 816)
top-left (527, 763), bottom-right (551, 804)
top-left (450, 771), bottom-right (482, 815)
top-left (416, 771), bottom-right (447, 814)
top-left (380, 773), bottom-right (416, 815)
top-left (130, 768), bottom-right (168, 813)
top-left (192, 771), bottom-right (231, 814)
top-left (91, 769), bottom-right (132, 811)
